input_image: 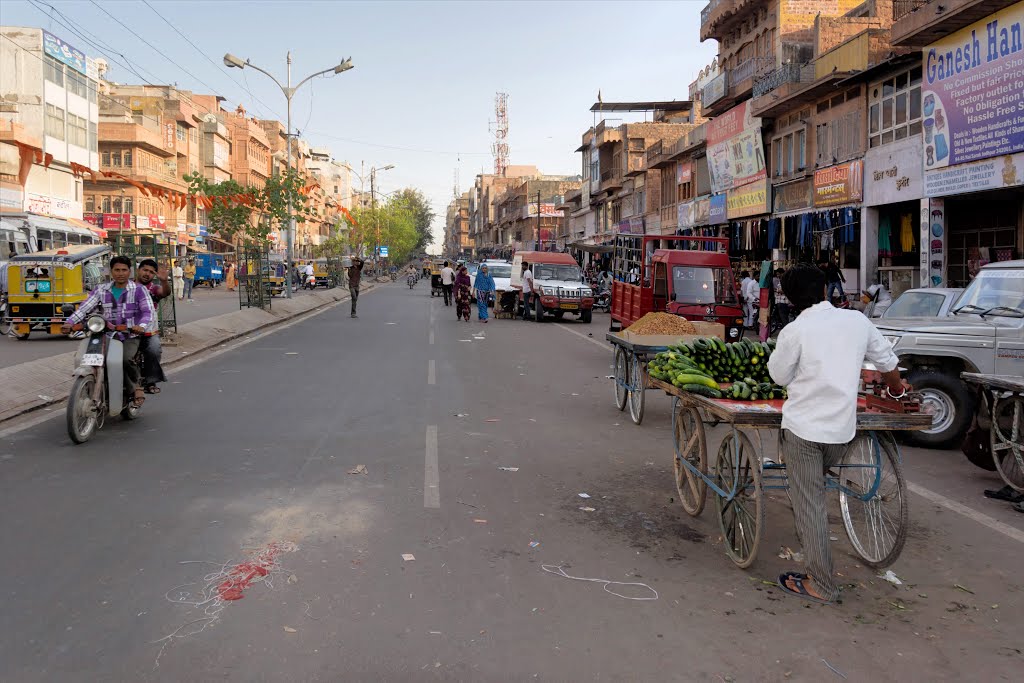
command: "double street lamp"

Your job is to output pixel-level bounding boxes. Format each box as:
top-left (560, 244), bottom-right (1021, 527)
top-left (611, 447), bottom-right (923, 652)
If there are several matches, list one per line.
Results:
top-left (342, 163), bottom-right (394, 269)
top-left (224, 51), bottom-right (353, 297)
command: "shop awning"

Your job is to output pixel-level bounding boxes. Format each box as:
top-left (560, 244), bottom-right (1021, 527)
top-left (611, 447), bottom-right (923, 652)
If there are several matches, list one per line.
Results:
top-left (25, 214), bottom-right (95, 238)
top-left (569, 241), bottom-right (614, 253)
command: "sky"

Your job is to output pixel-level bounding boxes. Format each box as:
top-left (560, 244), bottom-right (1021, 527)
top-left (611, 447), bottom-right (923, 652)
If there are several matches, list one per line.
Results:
top-left (2, 0), bottom-right (719, 248)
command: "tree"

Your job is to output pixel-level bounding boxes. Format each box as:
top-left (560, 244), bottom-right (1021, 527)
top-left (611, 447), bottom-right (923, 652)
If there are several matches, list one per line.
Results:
top-left (184, 169), bottom-right (316, 245)
top-left (390, 188), bottom-right (435, 252)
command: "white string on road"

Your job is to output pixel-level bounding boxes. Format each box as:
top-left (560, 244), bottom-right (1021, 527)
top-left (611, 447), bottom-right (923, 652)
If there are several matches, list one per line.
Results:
top-left (541, 564), bottom-right (659, 601)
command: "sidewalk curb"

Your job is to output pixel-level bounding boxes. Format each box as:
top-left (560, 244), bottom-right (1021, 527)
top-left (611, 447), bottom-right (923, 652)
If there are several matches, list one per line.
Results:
top-left (0, 283), bottom-right (376, 425)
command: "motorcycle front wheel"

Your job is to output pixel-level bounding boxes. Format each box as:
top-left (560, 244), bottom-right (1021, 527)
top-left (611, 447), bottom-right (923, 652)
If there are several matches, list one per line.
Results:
top-left (67, 375), bottom-right (99, 444)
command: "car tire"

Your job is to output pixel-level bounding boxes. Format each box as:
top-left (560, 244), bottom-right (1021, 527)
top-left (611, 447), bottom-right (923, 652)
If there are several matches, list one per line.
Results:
top-left (906, 369), bottom-right (974, 449)
top-left (581, 309), bottom-right (592, 324)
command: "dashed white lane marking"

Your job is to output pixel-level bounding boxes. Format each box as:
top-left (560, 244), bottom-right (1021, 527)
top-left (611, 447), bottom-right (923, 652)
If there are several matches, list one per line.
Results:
top-left (424, 425), bottom-right (440, 508)
top-left (428, 359), bottom-right (436, 385)
top-left (908, 482), bottom-right (1024, 545)
top-left (429, 328), bottom-right (435, 345)
top-left (555, 319), bottom-right (1024, 545)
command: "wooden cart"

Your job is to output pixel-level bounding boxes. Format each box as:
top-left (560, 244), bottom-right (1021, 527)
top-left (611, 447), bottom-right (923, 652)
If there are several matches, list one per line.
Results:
top-left (962, 373), bottom-right (1024, 492)
top-left (650, 378), bottom-right (932, 570)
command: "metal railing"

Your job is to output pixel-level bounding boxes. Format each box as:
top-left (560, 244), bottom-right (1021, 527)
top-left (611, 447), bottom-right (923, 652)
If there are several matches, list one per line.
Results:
top-left (731, 57), bottom-right (774, 85)
top-left (753, 63), bottom-right (814, 98)
top-left (893, 0), bottom-right (929, 20)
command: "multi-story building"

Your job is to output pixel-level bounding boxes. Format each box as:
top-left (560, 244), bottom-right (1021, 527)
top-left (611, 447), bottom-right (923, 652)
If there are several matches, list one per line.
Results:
top-left (468, 166), bottom-right (539, 255)
top-left (444, 191), bottom-right (472, 259)
top-left (890, 0), bottom-right (1023, 287)
top-left (0, 26), bottom-right (102, 250)
top-left (492, 176), bottom-right (582, 252)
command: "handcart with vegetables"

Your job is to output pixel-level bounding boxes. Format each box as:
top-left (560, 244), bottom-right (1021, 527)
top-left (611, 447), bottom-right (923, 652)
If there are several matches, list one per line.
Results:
top-left (648, 336), bottom-right (932, 570)
top-left (606, 313), bottom-right (725, 425)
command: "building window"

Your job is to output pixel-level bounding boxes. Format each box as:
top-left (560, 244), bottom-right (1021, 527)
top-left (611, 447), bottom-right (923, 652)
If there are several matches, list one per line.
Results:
top-left (123, 197), bottom-right (133, 214)
top-left (43, 56), bottom-right (63, 86)
top-left (112, 197), bottom-right (122, 213)
top-left (101, 196), bottom-right (111, 213)
top-left (102, 150), bottom-right (110, 166)
top-left (176, 123), bottom-right (187, 142)
top-left (869, 67), bottom-right (922, 148)
top-left (111, 151), bottom-right (122, 167)
top-left (45, 104), bottom-right (65, 140)
top-left (67, 70), bottom-right (88, 99)
top-left (88, 121), bottom-right (97, 152)
top-left (85, 195), bottom-right (94, 212)
top-left (189, 127), bottom-right (198, 144)
top-left (123, 150), bottom-right (132, 167)
top-left (68, 113), bottom-right (87, 148)
top-left (796, 129), bottom-right (806, 170)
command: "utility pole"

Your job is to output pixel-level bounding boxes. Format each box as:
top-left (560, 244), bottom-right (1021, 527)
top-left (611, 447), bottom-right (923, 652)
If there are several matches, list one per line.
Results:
top-left (370, 167), bottom-right (377, 274)
top-left (536, 189), bottom-right (541, 252)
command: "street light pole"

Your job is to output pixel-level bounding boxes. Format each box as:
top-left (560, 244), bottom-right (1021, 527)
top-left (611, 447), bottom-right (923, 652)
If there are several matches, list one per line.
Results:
top-left (223, 51), bottom-right (353, 298)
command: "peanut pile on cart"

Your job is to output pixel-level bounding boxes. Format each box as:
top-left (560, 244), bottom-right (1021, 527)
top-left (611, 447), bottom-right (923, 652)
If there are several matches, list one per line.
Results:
top-left (626, 312), bottom-right (698, 336)
top-left (648, 337), bottom-right (788, 401)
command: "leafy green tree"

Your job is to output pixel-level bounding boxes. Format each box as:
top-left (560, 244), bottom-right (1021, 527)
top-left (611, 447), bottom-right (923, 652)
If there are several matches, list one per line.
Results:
top-left (390, 188), bottom-right (435, 251)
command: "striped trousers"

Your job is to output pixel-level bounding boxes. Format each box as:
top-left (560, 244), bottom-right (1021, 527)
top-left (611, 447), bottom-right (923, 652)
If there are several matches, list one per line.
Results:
top-left (781, 429), bottom-right (848, 601)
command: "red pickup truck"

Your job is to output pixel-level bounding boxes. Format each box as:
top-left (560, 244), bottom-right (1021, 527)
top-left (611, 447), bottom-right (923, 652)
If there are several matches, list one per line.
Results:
top-left (610, 234), bottom-right (744, 340)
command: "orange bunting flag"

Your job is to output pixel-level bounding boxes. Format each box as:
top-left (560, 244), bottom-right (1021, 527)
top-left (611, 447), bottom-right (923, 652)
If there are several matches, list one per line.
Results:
top-left (339, 206), bottom-right (358, 226)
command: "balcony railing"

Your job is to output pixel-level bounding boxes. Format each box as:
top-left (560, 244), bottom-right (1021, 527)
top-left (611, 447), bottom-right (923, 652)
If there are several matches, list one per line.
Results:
top-left (731, 57), bottom-right (774, 86)
top-left (753, 63), bottom-right (815, 98)
top-left (893, 0), bottom-right (928, 20)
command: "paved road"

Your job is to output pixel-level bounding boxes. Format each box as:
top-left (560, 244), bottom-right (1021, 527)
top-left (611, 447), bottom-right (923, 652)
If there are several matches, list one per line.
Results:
top-left (0, 281), bottom-right (1021, 681)
top-left (0, 286), bottom-right (322, 366)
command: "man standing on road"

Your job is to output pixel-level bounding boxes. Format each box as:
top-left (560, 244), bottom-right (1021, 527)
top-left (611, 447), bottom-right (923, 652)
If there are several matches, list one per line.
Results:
top-left (440, 261), bottom-right (455, 306)
top-left (740, 271), bottom-right (759, 328)
top-left (348, 256), bottom-right (365, 318)
top-left (135, 258), bottom-right (170, 395)
top-left (183, 258), bottom-right (196, 302)
top-left (822, 259), bottom-right (846, 303)
top-left (767, 264), bottom-right (905, 605)
top-left (521, 261), bottom-right (535, 320)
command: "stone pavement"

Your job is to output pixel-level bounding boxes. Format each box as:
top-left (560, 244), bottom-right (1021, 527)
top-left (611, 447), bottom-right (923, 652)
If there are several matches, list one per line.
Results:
top-left (0, 284), bottom-right (371, 423)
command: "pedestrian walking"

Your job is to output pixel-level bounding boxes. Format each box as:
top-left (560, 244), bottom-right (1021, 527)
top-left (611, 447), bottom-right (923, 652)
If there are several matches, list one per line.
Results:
top-left (183, 258), bottom-right (196, 302)
top-left (440, 261), bottom-right (455, 306)
top-left (821, 259), bottom-right (846, 303)
top-left (224, 261), bottom-right (237, 292)
top-left (348, 256), bottom-right (365, 318)
top-left (521, 261), bottom-right (535, 320)
top-left (454, 265), bottom-right (472, 321)
top-left (767, 264), bottom-right (905, 605)
top-left (474, 262), bottom-right (496, 323)
top-left (740, 271), bottom-right (759, 328)
top-left (773, 268), bottom-right (790, 325)
top-left (172, 260), bottom-right (184, 300)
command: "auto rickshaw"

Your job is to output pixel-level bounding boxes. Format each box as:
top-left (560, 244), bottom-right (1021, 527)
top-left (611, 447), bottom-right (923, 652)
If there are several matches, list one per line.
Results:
top-left (3, 245), bottom-right (111, 340)
top-left (312, 258), bottom-right (335, 288)
top-left (430, 260), bottom-right (445, 297)
top-left (263, 263), bottom-right (285, 297)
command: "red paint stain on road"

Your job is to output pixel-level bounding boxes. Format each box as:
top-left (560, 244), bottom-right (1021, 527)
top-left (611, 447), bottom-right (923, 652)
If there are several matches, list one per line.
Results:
top-left (216, 541), bottom-right (291, 601)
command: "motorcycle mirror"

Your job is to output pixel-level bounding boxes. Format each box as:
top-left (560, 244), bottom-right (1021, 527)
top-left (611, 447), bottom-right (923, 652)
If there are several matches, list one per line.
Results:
top-left (61, 303), bottom-right (75, 316)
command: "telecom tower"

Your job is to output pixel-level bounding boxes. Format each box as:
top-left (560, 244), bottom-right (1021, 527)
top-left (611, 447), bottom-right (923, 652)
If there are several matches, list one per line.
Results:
top-left (490, 92), bottom-right (509, 177)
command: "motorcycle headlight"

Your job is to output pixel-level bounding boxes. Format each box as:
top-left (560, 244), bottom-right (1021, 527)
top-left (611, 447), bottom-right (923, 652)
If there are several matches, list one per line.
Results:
top-left (87, 315), bottom-right (106, 333)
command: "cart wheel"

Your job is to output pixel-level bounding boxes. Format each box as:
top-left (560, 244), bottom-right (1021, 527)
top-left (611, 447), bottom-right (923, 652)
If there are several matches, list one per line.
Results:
top-left (838, 432), bottom-right (908, 568)
top-left (628, 353), bottom-right (645, 425)
top-left (613, 348), bottom-right (628, 412)
top-left (713, 431), bottom-right (763, 569)
top-left (672, 402), bottom-right (707, 516)
top-left (991, 395), bottom-right (1024, 491)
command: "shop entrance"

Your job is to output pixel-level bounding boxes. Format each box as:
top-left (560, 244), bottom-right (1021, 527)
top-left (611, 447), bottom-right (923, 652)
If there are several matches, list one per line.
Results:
top-left (946, 194), bottom-right (1020, 287)
top-left (876, 199), bottom-right (921, 298)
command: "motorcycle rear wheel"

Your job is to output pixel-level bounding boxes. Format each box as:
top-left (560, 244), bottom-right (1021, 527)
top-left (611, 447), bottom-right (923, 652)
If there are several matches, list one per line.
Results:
top-left (67, 375), bottom-right (99, 444)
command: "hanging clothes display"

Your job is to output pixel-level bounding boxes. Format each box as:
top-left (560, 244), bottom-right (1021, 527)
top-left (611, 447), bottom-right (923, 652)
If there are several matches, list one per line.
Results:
top-left (878, 215), bottom-right (892, 257)
top-left (899, 213), bottom-right (915, 253)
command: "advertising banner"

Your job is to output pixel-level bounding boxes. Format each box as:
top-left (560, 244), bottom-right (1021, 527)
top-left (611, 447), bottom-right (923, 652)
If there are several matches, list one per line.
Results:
top-left (709, 193), bottom-right (727, 224)
top-left (773, 178), bottom-right (813, 214)
top-left (703, 72), bottom-right (727, 106)
top-left (920, 198), bottom-right (946, 287)
top-left (706, 101), bottom-right (766, 193)
top-left (726, 179), bottom-right (770, 219)
top-left (678, 201), bottom-right (693, 229)
top-left (677, 161), bottom-right (692, 185)
top-left (101, 213), bottom-right (131, 230)
top-left (925, 150), bottom-right (1024, 196)
top-left (814, 160), bottom-right (864, 207)
top-left (922, 4), bottom-right (1024, 171)
top-left (692, 196), bottom-right (711, 226)
top-left (42, 30), bottom-right (87, 75)
top-left (864, 136), bottom-right (924, 205)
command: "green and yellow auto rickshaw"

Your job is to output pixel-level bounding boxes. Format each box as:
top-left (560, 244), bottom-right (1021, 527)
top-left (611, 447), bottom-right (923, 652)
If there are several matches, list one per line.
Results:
top-left (3, 245), bottom-right (111, 340)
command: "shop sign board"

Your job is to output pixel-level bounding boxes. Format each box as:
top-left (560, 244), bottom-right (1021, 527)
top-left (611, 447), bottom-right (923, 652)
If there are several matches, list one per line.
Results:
top-left (0, 185), bottom-right (24, 210)
top-left (773, 178), bottom-right (813, 214)
top-left (677, 161), bottom-right (692, 185)
top-left (692, 196), bottom-right (710, 226)
top-left (814, 160), bottom-right (864, 207)
top-left (924, 150), bottom-right (1024, 196)
top-left (706, 101), bottom-right (767, 193)
top-left (101, 213), bottom-right (131, 230)
top-left (42, 30), bottom-right (87, 75)
top-left (703, 71), bottom-right (727, 107)
top-left (920, 198), bottom-right (946, 287)
top-left (678, 201), bottom-right (694, 230)
top-left (726, 178), bottom-right (770, 219)
top-left (709, 193), bottom-right (727, 224)
top-left (922, 4), bottom-right (1024, 171)
top-left (864, 137), bottom-right (924, 204)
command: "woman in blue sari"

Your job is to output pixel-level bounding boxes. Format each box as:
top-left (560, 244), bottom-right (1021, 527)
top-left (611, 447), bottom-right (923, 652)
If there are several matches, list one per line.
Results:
top-left (473, 263), bottom-right (496, 322)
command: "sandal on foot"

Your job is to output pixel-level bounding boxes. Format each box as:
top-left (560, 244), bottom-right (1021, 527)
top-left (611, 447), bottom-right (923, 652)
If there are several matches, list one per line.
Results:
top-left (131, 391), bottom-right (146, 409)
top-left (984, 485), bottom-right (1024, 503)
top-left (777, 572), bottom-right (834, 605)
top-left (144, 385), bottom-right (161, 395)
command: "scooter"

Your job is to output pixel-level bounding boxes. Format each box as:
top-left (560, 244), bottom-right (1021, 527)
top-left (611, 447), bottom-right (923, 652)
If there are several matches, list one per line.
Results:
top-left (66, 315), bottom-right (144, 444)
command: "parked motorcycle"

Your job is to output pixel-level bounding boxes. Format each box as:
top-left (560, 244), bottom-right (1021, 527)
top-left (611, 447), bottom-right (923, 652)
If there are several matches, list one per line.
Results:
top-left (66, 315), bottom-right (144, 444)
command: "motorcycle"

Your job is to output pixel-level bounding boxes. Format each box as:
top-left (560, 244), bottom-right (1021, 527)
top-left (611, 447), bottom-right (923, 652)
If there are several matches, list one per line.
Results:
top-left (390, 271), bottom-right (398, 282)
top-left (594, 289), bottom-right (611, 313)
top-left (407, 273), bottom-right (417, 289)
top-left (66, 315), bottom-right (144, 444)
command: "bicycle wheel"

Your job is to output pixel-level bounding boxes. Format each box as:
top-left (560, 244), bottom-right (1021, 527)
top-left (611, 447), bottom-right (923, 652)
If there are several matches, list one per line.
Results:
top-left (713, 431), bottom-right (763, 568)
top-left (838, 432), bottom-right (908, 568)
top-left (628, 353), bottom-right (645, 425)
top-left (673, 403), bottom-right (707, 516)
top-left (991, 395), bottom-right (1024, 491)
top-left (613, 347), bottom-right (628, 412)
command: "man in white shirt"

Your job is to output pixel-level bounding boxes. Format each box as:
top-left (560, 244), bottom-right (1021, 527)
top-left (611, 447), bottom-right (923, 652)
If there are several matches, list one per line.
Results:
top-left (861, 282), bottom-right (892, 318)
top-left (440, 261), bottom-right (455, 306)
top-left (521, 261), bottom-right (536, 320)
top-left (768, 264), bottom-right (904, 605)
top-left (740, 271), bottom-right (760, 328)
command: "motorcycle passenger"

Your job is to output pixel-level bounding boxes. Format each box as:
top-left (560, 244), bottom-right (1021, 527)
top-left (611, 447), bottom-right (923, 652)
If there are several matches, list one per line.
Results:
top-left (135, 258), bottom-right (170, 395)
top-left (61, 255), bottom-right (157, 409)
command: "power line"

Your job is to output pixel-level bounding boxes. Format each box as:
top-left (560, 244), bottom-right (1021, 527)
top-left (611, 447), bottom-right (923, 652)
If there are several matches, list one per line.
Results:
top-left (303, 130), bottom-right (491, 156)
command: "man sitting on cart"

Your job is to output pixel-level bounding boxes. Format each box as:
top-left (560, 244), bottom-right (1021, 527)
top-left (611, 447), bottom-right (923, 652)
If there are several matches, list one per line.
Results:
top-left (767, 263), bottom-right (905, 605)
